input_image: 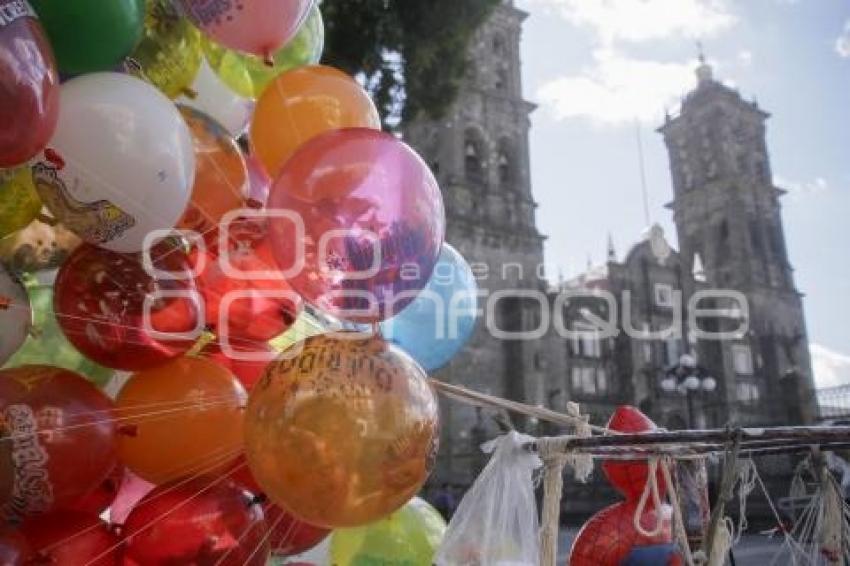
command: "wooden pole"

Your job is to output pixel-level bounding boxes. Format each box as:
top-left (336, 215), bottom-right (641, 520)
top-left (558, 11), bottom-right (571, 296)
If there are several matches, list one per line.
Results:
top-left (702, 431), bottom-right (742, 561)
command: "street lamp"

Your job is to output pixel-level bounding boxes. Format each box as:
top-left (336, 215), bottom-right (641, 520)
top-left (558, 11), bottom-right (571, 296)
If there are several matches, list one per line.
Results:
top-left (660, 354), bottom-right (717, 429)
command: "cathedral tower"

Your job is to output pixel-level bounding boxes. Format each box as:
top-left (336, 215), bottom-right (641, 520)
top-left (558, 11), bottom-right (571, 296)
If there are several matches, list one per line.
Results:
top-left (658, 56), bottom-right (817, 424)
top-left (406, 0), bottom-right (550, 481)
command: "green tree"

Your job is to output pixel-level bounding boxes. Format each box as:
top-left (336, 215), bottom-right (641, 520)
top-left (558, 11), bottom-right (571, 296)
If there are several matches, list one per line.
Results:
top-left (321, 0), bottom-right (499, 130)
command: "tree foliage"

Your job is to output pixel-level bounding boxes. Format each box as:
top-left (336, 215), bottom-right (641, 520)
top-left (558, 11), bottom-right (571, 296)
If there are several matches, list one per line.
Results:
top-left (321, 0), bottom-right (500, 130)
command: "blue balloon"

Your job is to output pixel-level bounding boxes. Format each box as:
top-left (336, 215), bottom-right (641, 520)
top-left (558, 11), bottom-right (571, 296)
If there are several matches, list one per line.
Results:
top-left (380, 243), bottom-right (478, 372)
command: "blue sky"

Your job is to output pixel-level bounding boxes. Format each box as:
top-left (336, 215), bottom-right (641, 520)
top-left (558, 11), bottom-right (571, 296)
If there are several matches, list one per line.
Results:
top-left (513, 0), bottom-right (850, 386)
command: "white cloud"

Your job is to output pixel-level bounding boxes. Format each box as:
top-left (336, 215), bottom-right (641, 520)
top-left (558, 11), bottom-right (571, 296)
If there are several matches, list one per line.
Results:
top-left (811, 343), bottom-right (850, 388)
top-left (836, 20), bottom-right (850, 58)
top-left (774, 174), bottom-right (829, 197)
top-left (537, 49), bottom-right (696, 124)
top-left (527, 0), bottom-right (736, 44)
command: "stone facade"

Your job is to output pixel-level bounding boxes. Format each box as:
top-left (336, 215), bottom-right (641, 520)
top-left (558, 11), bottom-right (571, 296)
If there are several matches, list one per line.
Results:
top-left (406, 4), bottom-right (817, 487)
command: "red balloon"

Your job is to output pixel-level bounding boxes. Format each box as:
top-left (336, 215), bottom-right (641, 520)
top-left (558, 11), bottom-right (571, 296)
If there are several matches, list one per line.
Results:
top-left (193, 226), bottom-right (301, 345)
top-left (123, 477), bottom-right (269, 566)
top-left (0, 366), bottom-right (117, 521)
top-left (601, 406), bottom-right (667, 501)
top-left (265, 504), bottom-right (330, 557)
top-left (20, 510), bottom-right (121, 566)
top-left (54, 243), bottom-right (202, 371)
top-left (267, 128), bottom-right (445, 323)
top-left (225, 455), bottom-right (263, 495)
top-left (0, 1), bottom-right (59, 167)
top-left (0, 527), bottom-right (31, 565)
top-left (202, 343), bottom-right (272, 391)
top-left (65, 464), bottom-right (124, 516)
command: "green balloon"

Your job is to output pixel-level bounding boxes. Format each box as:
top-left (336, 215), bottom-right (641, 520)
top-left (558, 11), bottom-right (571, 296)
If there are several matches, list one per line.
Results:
top-left (204, 4), bottom-right (324, 99)
top-left (2, 275), bottom-right (114, 388)
top-left (330, 498), bottom-right (447, 566)
top-left (30, 0), bottom-right (146, 75)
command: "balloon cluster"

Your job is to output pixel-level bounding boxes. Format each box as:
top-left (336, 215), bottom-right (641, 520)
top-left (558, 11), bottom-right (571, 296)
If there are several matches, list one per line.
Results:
top-left (0, 0), bottom-right (482, 562)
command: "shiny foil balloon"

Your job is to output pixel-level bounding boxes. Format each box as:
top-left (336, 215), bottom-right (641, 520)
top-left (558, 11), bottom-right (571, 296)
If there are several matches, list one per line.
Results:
top-left (53, 243), bottom-right (202, 372)
top-left (32, 73), bottom-right (195, 253)
top-left (192, 231), bottom-right (302, 345)
top-left (0, 264), bottom-right (30, 366)
top-left (0, 527), bottom-right (31, 565)
top-left (268, 128), bottom-right (445, 324)
top-left (176, 106), bottom-right (248, 238)
top-left (0, 1), bottom-right (58, 168)
top-left (19, 510), bottom-right (121, 566)
top-left (4, 279), bottom-right (113, 387)
top-left (178, 59), bottom-right (254, 138)
top-left (0, 366), bottom-right (117, 521)
top-left (380, 244), bottom-right (479, 372)
top-left (203, 4), bottom-right (324, 99)
top-left (251, 65), bottom-right (381, 177)
top-left (245, 334), bottom-right (440, 528)
top-left (123, 477), bottom-right (269, 566)
top-left (0, 168), bottom-right (42, 238)
top-left (115, 356), bottom-right (247, 484)
top-left (266, 504), bottom-right (330, 557)
top-left (30, 0), bottom-right (144, 75)
top-left (179, 0), bottom-right (314, 60)
top-left (130, 0), bottom-right (203, 99)
top-left (0, 215), bottom-right (81, 273)
top-left (331, 497), bottom-right (447, 566)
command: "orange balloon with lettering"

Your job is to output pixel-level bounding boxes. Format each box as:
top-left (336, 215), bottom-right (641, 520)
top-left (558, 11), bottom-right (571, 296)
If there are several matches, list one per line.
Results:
top-left (250, 65), bottom-right (380, 177)
top-left (177, 106), bottom-right (248, 238)
top-left (0, 366), bottom-right (117, 521)
top-left (244, 334), bottom-right (439, 528)
top-left (115, 356), bottom-right (247, 485)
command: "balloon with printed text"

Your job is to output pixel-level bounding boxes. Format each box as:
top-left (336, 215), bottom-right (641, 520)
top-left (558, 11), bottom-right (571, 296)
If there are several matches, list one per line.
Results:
top-left (178, 0), bottom-right (314, 60)
top-left (0, 366), bottom-right (117, 521)
top-left (245, 334), bottom-right (440, 528)
top-left (0, 0), bottom-right (59, 168)
top-left (267, 128), bottom-right (445, 324)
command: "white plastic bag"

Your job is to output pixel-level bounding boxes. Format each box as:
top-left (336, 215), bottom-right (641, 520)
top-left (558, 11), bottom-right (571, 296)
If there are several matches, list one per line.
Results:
top-left (435, 430), bottom-right (542, 566)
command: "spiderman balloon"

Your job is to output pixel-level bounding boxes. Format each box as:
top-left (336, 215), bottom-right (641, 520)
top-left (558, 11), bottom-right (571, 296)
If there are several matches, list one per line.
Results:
top-left (569, 406), bottom-right (683, 566)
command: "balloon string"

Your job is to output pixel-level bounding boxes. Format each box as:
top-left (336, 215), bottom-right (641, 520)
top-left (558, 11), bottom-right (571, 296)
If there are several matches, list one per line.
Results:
top-left (82, 455), bottom-right (249, 566)
top-left (211, 487), bottom-right (281, 566)
top-left (39, 445), bottom-right (243, 553)
top-left (240, 501), bottom-right (288, 566)
top-left (0, 397), bottom-right (243, 444)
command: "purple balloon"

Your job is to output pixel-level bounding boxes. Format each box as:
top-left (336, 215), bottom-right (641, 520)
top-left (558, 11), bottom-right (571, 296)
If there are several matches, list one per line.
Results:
top-left (267, 128), bottom-right (445, 323)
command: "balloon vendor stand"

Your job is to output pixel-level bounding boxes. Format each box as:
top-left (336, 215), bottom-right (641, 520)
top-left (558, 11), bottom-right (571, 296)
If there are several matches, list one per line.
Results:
top-left (2, 0), bottom-right (850, 565)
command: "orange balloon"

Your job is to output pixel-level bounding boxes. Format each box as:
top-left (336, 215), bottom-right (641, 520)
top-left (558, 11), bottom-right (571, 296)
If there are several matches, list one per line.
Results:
top-left (250, 65), bottom-right (381, 178)
top-left (177, 106), bottom-right (248, 237)
top-left (115, 356), bottom-right (247, 485)
top-left (245, 334), bottom-right (439, 528)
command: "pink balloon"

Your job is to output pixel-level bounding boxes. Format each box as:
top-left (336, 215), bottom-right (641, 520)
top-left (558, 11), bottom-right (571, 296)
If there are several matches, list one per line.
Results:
top-left (267, 128), bottom-right (445, 323)
top-left (179, 0), bottom-right (315, 59)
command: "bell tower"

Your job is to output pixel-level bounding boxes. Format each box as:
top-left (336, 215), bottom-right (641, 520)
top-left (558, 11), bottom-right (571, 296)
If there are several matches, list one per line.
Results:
top-left (406, 0), bottom-right (551, 482)
top-left (658, 55), bottom-right (817, 424)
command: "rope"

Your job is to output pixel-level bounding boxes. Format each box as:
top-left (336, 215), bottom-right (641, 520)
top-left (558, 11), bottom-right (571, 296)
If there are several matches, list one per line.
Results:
top-left (538, 437), bottom-right (571, 566)
top-left (660, 457), bottom-right (696, 566)
top-left (633, 457), bottom-right (665, 538)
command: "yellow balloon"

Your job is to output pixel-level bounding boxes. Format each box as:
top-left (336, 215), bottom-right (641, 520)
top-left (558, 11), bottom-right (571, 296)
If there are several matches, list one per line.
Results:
top-left (203, 4), bottom-right (324, 99)
top-left (129, 0), bottom-right (203, 99)
top-left (331, 497), bottom-right (447, 566)
top-left (0, 168), bottom-right (42, 239)
top-left (245, 334), bottom-right (440, 528)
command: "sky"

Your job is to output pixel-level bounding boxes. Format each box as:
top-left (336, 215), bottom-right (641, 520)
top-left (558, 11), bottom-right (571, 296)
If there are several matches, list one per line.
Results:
top-left (512, 0), bottom-right (850, 387)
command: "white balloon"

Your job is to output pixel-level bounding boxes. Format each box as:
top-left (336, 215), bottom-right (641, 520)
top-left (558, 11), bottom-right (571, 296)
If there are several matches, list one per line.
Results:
top-left (31, 73), bottom-right (195, 254)
top-left (177, 59), bottom-right (254, 138)
top-left (0, 265), bottom-right (30, 365)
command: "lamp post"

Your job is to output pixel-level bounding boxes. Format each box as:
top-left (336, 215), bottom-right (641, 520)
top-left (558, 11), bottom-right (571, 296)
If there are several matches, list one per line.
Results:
top-left (660, 354), bottom-right (717, 429)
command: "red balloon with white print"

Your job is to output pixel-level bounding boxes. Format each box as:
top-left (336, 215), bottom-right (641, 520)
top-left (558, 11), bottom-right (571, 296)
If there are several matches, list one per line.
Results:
top-left (19, 510), bottom-right (120, 566)
top-left (0, 366), bottom-right (117, 521)
top-left (0, 0), bottom-right (59, 167)
top-left (53, 242), bottom-right (202, 371)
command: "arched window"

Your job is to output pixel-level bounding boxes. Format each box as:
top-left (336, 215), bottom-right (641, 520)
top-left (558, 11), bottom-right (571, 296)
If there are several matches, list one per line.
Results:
top-left (497, 140), bottom-right (514, 186)
top-left (464, 130), bottom-right (485, 181)
top-left (493, 34), bottom-right (507, 55)
top-left (495, 66), bottom-right (509, 91)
